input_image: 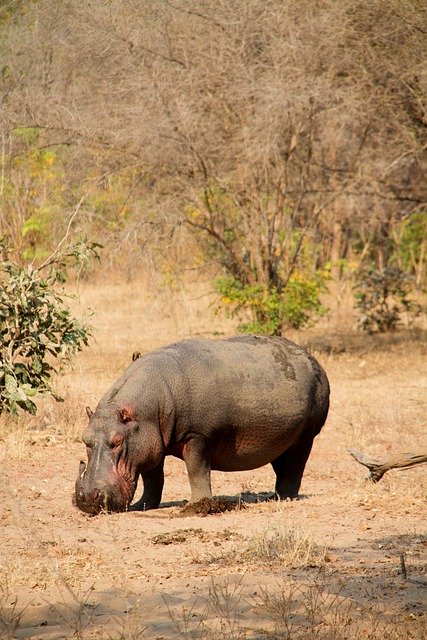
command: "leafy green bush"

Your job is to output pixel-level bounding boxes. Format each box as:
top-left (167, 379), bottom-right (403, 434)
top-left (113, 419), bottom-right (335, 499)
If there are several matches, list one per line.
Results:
top-left (354, 266), bottom-right (421, 334)
top-left (215, 270), bottom-right (328, 335)
top-left (0, 239), bottom-right (100, 415)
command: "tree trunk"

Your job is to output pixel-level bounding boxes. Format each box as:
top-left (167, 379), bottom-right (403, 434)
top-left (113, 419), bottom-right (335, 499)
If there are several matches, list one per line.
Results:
top-left (330, 220), bottom-right (343, 281)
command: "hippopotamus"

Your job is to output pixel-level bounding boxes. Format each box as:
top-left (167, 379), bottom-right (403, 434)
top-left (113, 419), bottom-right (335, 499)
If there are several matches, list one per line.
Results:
top-left (74, 335), bottom-right (329, 514)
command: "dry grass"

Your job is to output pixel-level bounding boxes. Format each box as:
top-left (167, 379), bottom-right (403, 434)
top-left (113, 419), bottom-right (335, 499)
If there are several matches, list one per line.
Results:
top-left (243, 527), bottom-right (327, 568)
top-left (1, 572), bottom-right (425, 640)
top-left (194, 526), bottom-right (327, 570)
top-left (253, 576), bottom-right (427, 640)
top-left (0, 581), bottom-right (25, 640)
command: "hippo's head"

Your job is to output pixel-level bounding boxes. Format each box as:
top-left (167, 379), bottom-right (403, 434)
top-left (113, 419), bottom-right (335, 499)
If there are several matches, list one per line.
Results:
top-left (74, 406), bottom-right (139, 514)
top-left (74, 402), bottom-right (164, 514)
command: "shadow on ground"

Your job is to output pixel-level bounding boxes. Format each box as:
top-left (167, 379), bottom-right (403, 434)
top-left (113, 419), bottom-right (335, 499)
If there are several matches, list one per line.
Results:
top-left (12, 561), bottom-right (426, 639)
top-left (129, 491), bottom-right (310, 516)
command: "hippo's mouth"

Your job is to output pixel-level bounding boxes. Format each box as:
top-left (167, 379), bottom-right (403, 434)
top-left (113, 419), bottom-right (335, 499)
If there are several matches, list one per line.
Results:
top-left (74, 461), bottom-right (137, 515)
top-left (73, 491), bottom-right (132, 515)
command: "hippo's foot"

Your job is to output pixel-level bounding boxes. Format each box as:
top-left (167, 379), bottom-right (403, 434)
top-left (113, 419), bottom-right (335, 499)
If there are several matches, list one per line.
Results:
top-left (273, 492), bottom-right (305, 502)
top-left (129, 497), bottom-right (161, 511)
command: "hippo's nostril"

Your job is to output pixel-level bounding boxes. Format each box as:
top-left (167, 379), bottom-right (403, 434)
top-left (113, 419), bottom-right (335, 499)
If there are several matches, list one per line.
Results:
top-left (91, 489), bottom-right (100, 501)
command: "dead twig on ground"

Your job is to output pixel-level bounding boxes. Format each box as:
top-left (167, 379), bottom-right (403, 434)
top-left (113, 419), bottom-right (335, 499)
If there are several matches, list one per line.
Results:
top-left (348, 449), bottom-right (427, 482)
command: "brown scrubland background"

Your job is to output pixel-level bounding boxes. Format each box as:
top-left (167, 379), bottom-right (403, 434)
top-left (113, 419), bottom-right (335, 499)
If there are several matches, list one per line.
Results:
top-left (0, 1), bottom-right (426, 639)
top-left (1, 0), bottom-right (426, 283)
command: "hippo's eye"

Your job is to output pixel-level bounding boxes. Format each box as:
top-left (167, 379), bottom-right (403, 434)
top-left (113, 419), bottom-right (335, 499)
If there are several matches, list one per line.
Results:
top-left (119, 407), bottom-right (135, 424)
top-left (110, 434), bottom-right (123, 449)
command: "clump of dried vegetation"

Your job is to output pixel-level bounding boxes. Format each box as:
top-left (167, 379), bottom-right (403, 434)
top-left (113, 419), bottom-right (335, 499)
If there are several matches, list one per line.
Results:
top-left (0, 581), bottom-right (25, 640)
top-left (196, 526), bottom-right (327, 569)
top-left (251, 577), bottom-right (426, 640)
top-left (244, 527), bottom-right (327, 568)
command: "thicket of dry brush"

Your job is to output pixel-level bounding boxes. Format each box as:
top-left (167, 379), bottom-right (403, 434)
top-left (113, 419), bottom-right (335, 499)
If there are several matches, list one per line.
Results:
top-left (2, 0), bottom-right (425, 264)
top-left (0, 1), bottom-right (425, 334)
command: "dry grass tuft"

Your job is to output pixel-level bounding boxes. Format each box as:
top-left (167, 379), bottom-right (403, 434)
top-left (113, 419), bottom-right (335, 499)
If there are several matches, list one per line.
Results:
top-left (165, 576), bottom-right (247, 640)
top-left (47, 584), bottom-right (99, 640)
top-left (243, 527), bottom-right (327, 568)
top-left (195, 526), bottom-right (327, 569)
top-left (0, 581), bottom-right (25, 640)
top-left (253, 576), bottom-right (426, 640)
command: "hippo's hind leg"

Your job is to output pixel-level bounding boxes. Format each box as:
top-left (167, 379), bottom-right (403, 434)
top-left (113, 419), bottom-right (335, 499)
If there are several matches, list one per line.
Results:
top-left (129, 460), bottom-right (164, 511)
top-left (271, 433), bottom-right (315, 500)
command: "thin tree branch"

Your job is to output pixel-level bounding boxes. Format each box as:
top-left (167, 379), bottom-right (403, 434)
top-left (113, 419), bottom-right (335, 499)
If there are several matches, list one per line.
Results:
top-left (34, 196), bottom-right (87, 273)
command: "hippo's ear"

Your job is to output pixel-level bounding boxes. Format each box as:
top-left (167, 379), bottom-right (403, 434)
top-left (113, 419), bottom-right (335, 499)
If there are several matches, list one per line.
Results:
top-left (86, 406), bottom-right (94, 420)
top-left (119, 406), bottom-right (136, 424)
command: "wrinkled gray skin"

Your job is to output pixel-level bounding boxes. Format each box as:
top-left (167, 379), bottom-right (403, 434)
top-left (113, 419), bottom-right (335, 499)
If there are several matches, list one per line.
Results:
top-left (74, 335), bottom-right (329, 515)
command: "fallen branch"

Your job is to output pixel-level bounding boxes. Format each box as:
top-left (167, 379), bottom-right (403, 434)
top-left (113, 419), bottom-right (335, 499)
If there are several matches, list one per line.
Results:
top-left (348, 449), bottom-right (427, 482)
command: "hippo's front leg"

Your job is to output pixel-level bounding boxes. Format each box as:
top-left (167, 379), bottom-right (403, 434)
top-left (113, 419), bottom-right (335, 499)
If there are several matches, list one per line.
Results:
top-left (183, 434), bottom-right (212, 503)
top-left (130, 460), bottom-right (165, 511)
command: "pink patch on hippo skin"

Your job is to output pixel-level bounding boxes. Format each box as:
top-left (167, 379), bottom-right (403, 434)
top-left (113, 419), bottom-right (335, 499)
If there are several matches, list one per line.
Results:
top-left (107, 461), bottom-right (136, 506)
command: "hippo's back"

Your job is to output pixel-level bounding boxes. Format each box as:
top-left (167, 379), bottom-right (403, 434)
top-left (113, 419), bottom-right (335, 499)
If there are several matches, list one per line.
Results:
top-left (152, 335), bottom-right (329, 471)
top-left (157, 335), bottom-right (329, 430)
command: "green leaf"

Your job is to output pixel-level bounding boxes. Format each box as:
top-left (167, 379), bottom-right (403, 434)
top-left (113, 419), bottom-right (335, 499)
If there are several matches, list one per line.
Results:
top-left (21, 384), bottom-right (38, 397)
top-left (4, 374), bottom-right (17, 394)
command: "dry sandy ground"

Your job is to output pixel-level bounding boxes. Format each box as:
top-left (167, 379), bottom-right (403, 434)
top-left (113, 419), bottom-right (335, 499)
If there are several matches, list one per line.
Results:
top-left (1, 278), bottom-right (426, 639)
